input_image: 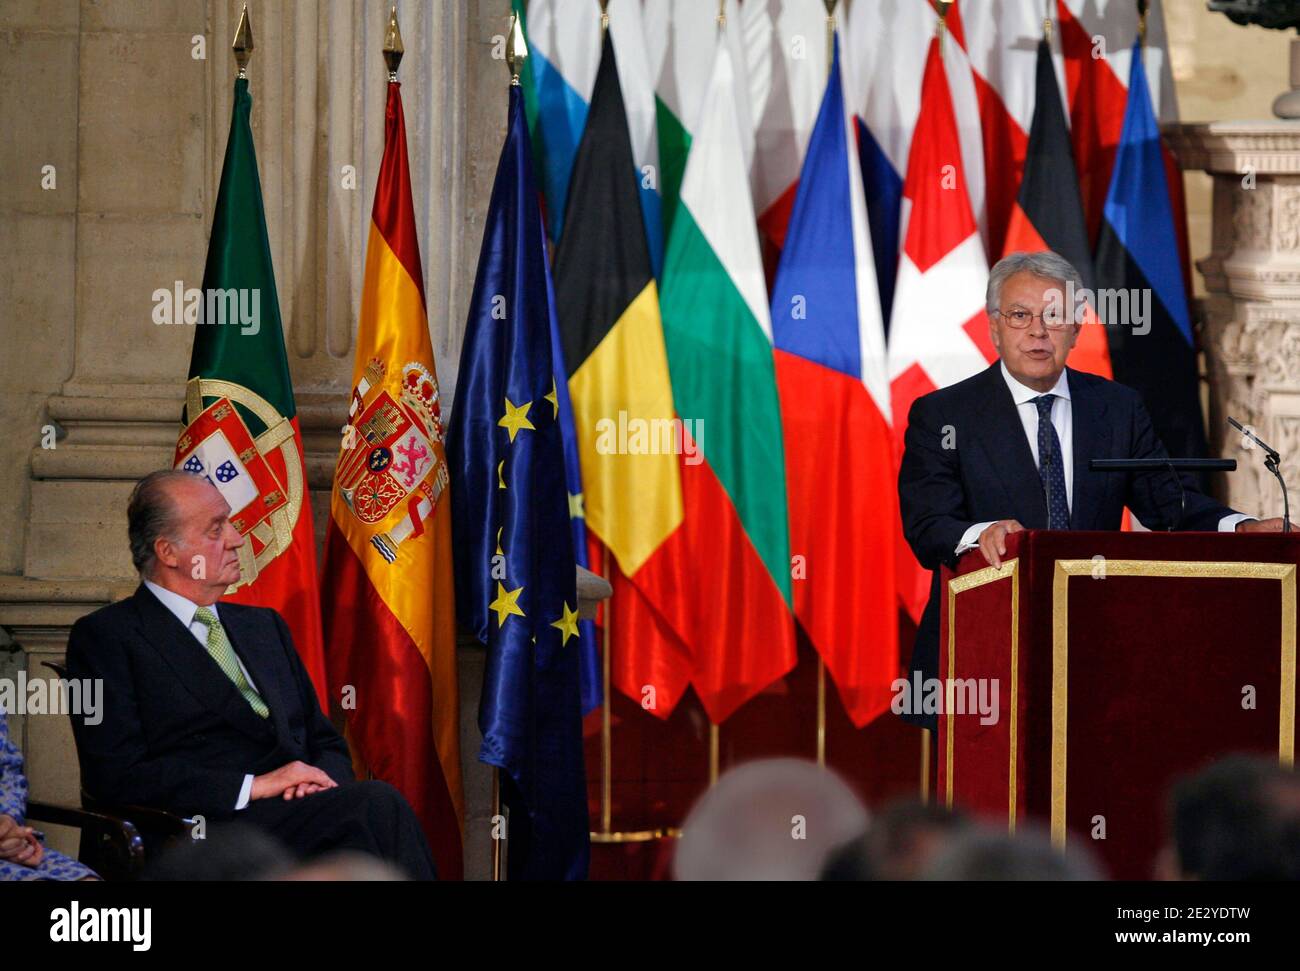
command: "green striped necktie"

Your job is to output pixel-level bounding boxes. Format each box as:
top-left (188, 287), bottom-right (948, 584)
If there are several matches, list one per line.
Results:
top-left (194, 605), bottom-right (270, 718)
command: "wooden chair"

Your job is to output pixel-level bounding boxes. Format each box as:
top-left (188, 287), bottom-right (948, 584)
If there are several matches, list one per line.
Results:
top-left (36, 660), bottom-right (199, 880)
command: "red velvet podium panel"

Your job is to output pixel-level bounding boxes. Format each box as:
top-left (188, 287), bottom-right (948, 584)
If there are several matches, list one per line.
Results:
top-left (937, 530), bottom-right (1297, 879)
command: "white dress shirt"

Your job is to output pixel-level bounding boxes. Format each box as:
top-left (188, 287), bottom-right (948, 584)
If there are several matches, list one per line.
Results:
top-left (955, 362), bottom-right (1250, 553)
top-left (142, 580), bottom-right (256, 811)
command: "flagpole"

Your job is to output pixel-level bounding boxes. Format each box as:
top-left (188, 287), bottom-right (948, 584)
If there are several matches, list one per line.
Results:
top-left (811, 0), bottom-right (840, 770)
top-left (704, 0), bottom-right (726, 796)
top-left (920, 728), bottom-right (931, 804)
top-left (485, 6), bottom-right (531, 884)
top-left (601, 546), bottom-right (613, 834)
top-left (569, 1), bottom-right (664, 847)
top-left (491, 769), bottom-right (503, 880)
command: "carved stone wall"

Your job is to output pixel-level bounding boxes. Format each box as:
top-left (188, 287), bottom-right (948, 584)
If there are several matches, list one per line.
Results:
top-left (1167, 123), bottom-right (1300, 517)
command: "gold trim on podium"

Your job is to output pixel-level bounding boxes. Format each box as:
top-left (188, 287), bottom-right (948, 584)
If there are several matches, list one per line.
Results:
top-left (1050, 559), bottom-right (1298, 848)
top-left (945, 558), bottom-right (1020, 828)
top-left (589, 828), bottom-right (668, 844)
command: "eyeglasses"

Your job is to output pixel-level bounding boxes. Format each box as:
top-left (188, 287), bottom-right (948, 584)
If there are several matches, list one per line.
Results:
top-left (994, 309), bottom-right (1073, 331)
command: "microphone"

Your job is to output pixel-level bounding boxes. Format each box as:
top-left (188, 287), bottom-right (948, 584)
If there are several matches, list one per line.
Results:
top-left (1227, 417), bottom-right (1290, 533)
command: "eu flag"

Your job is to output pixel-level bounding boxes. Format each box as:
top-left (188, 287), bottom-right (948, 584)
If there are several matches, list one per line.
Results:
top-left (447, 85), bottom-right (590, 880)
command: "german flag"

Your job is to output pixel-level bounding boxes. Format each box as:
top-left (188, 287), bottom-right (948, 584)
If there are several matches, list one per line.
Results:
top-left (1002, 36), bottom-right (1111, 379)
top-left (320, 80), bottom-right (463, 879)
top-left (553, 33), bottom-right (688, 711)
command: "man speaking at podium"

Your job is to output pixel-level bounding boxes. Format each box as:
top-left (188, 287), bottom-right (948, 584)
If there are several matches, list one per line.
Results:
top-left (897, 251), bottom-right (1287, 730)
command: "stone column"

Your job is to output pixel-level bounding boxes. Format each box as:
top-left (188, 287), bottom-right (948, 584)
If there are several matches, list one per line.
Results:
top-left (1166, 122), bottom-right (1300, 517)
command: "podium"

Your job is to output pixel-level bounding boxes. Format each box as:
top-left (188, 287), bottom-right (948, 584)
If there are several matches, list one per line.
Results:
top-left (937, 530), bottom-right (1297, 879)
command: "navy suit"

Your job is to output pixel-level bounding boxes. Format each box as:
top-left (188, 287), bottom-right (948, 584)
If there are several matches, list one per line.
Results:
top-left (66, 585), bottom-right (436, 878)
top-left (898, 363), bottom-right (1237, 729)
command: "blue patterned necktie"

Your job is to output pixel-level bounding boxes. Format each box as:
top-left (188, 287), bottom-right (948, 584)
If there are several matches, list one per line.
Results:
top-left (1032, 394), bottom-right (1070, 530)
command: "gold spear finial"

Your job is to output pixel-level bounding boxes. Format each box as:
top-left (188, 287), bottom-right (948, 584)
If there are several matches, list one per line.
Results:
top-left (935, 1), bottom-right (953, 45)
top-left (232, 4), bottom-right (253, 80)
top-left (1044, 0), bottom-right (1054, 41)
top-left (600, 0), bottom-right (609, 33)
top-left (824, 0), bottom-right (838, 67)
top-left (383, 5), bottom-right (404, 81)
top-left (1136, 0), bottom-right (1149, 45)
top-left (506, 11), bottom-right (529, 86)
top-left (717, 0), bottom-right (725, 30)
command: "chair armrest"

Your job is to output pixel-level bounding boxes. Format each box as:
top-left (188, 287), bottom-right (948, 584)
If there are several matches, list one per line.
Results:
top-left (25, 799), bottom-right (145, 880)
top-left (80, 795), bottom-right (198, 838)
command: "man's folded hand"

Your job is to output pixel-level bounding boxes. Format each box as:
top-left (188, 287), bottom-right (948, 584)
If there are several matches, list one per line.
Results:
top-left (250, 760), bottom-right (339, 802)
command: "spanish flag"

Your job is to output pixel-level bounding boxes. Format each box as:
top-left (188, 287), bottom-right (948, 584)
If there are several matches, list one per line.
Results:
top-left (320, 79), bottom-right (463, 880)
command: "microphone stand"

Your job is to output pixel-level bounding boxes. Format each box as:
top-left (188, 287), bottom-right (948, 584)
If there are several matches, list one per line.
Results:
top-left (1228, 416), bottom-right (1291, 533)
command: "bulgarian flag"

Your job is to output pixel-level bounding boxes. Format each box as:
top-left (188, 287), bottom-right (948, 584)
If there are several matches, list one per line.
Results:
top-left (645, 0), bottom-right (761, 247)
top-left (175, 76), bottom-right (326, 707)
top-left (638, 30), bottom-right (796, 724)
top-left (319, 80), bottom-right (464, 879)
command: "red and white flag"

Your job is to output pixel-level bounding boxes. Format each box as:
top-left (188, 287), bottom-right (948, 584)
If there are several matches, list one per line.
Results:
top-left (888, 31), bottom-right (992, 622)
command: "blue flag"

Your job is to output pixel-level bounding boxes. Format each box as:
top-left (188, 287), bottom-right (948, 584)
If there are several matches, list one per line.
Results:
top-left (447, 85), bottom-right (590, 880)
top-left (1095, 41), bottom-right (1206, 464)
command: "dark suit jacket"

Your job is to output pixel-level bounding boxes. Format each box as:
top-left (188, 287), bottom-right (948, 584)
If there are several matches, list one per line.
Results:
top-left (66, 585), bottom-right (353, 818)
top-left (898, 363), bottom-right (1238, 727)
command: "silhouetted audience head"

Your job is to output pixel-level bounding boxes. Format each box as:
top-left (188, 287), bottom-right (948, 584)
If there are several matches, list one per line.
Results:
top-left (143, 823), bottom-right (296, 881)
top-left (821, 798), bottom-right (971, 880)
top-left (674, 758), bottom-right (869, 880)
top-left (278, 851), bottom-right (409, 881)
top-left (922, 824), bottom-right (1100, 881)
top-left (1166, 754), bottom-right (1300, 881)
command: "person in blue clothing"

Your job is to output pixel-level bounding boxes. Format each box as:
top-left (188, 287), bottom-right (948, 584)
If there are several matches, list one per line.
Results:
top-left (0, 705), bottom-right (98, 881)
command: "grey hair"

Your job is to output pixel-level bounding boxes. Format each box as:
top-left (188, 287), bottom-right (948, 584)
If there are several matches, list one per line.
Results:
top-left (127, 469), bottom-right (198, 576)
top-left (986, 251), bottom-right (1085, 316)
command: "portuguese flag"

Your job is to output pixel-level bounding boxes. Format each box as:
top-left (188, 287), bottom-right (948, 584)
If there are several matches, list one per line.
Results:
top-left (175, 77), bottom-right (327, 707)
top-left (319, 80), bottom-right (464, 879)
top-left (635, 35), bottom-right (796, 724)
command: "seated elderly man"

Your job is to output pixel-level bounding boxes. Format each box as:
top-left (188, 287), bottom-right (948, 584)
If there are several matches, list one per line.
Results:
top-left (1, 706), bottom-right (98, 880)
top-left (66, 469), bottom-right (436, 880)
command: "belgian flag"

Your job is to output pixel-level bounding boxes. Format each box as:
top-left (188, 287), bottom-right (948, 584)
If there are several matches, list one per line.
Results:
top-left (553, 33), bottom-right (687, 708)
top-left (1002, 37), bottom-right (1112, 379)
